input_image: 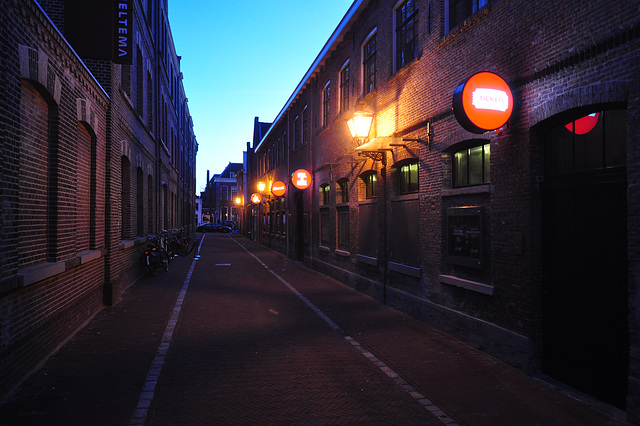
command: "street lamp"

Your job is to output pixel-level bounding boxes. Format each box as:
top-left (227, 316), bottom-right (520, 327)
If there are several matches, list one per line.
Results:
top-left (347, 100), bottom-right (373, 140)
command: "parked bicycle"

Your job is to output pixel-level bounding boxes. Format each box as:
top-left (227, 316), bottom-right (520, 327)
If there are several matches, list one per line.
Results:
top-left (144, 234), bottom-right (170, 276)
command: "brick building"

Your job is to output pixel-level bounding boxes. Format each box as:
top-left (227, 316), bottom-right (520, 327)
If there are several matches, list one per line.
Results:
top-left (0, 0), bottom-right (196, 400)
top-left (250, 0), bottom-right (640, 420)
top-left (202, 163), bottom-right (243, 225)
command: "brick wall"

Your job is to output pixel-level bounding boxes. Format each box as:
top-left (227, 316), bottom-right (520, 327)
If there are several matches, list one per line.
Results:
top-left (252, 0), bottom-right (640, 418)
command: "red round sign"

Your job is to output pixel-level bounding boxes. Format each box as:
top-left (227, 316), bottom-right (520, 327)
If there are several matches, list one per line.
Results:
top-left (250, 193), bottom-right (262, 204)
top-left (291, 169), bottom-right (312, 190)
top-left (453, 72), bottom-right (513, 133)
top-left (271, 181), bottom-right (287, 197)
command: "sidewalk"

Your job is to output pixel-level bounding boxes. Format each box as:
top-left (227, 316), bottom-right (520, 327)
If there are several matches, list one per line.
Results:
top-left (0, 234), bottom-right (628, 425)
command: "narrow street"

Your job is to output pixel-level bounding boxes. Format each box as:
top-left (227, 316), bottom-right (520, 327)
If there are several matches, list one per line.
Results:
top-left (0, 234), bottom-right (624, 425)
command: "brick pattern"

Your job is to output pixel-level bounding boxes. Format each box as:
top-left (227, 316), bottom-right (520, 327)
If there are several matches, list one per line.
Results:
top-left (251, 0), bottom-right (640, 420)
top-left (0, 0), bottom-right (196, 402)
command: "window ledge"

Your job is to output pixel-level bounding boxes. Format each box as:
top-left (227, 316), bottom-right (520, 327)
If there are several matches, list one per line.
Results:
top-left (120, 240), bottom-right (135, 250)
top-left (439, 274), bottom-right (493, 296)
top-left (319, 245), bottom-right (331, 253)
top-left (442, 185), bottom-right (492, 197)
top-left (76, 249), bottom-right (102, 265)
top-left (335, 249), bottom-right (350, 258)
top-left (17, 261), bottom-right (66, 288)
top-left (356, 254), bottom-right (378, 266)
top-left (388, 261), bottom-right (421, 277)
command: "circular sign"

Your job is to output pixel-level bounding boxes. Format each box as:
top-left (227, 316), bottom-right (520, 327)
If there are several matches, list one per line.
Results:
top-left (291, 169), bottom-right (312, 190)
top-left (565, 112), bottom-right (599, 135)
top-left (453, 72), bottom-right (513, 134)
top-left (250, 193), bottom-right (262, 204)
top-left (271, 181), bottom-right (287, 197)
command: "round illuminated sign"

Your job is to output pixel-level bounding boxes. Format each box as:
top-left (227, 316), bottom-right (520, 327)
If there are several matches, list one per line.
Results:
top-left (565, 112), bottom-right (599, 135)
top-left (291, 169), bottom-right (312, 190)
top-left (452, 72), bottom-right (513, 134)
top-left (271, 181), bottom-right (287, 197)
top-left (250, 193), bottom-right (262, 204)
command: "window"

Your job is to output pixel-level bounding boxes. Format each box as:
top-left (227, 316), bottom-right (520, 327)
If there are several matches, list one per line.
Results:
top-left (398, 160), bottom-right (419, 194)
top-left (395, 0), bottom-right (418, 70)
top-left (453, 142), bottom-right (490, 187)
top-left (340, 61), bottom-right (350, 114)
top-left (320, 209), bottom-right (331, 247)
top-left (293, 115), bottom-right (300, 151)
top-left (363, 32), bottom-right (377, 95)
top-left (546, 109), bottom-right (626, 175)
top-left (322, 81), bottom-right (331, 128)
top-left (446, 0), bottom-right (488, 33)
top-left (302, 106), bottom-right (309, 145)
top-left (338, 178), bottom-right (350, 203)
top-left (320, 184), bottom-right (331, 205)
top-left (361, 171), bottom-right (378, 199)
top-left (337, 207), bottom-right (350, 251)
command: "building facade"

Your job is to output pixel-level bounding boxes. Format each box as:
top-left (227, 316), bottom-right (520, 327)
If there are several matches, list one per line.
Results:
top-left (0, 0), bottom-right (196, 400)
top-left (202, 163), bottom-right (243, 225)
top-left (250, 0), bottom-right (640, 420)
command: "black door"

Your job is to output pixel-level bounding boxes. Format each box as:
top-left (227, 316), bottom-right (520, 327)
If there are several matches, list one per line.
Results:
top-left (542, 108), bottom-right (628, 409)
top-left (294, 191), bottom-right (305, 261)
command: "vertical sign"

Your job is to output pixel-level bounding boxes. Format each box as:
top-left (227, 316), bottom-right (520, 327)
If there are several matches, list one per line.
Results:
top-left (113, 0), bottom-right (132, 65)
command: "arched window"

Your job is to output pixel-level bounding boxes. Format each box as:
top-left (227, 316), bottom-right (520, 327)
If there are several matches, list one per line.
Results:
top-left (337, 178), bottom-right (350, 203)
top-left (360, 171), bottom-right (378, 199)
top-left (396, 159), bottom-right (419, 194)
top-left (319, 183), bottom-right (331, 205)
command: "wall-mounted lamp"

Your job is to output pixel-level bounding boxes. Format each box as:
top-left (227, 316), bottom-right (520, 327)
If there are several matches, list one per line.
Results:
top-left (257, 181), bottom-right (266, 192)
top-left (347, 100), bottom-right (373, 141)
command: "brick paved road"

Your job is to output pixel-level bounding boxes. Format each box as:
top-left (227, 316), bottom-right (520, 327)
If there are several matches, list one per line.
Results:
top-left (0, 233), bottom-right (625, 425)
top-left (146, 234), bottom-right (440, 425)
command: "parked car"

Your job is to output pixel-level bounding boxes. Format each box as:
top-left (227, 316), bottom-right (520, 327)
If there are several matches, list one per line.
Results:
top-left (222, 220), bottom-right (237, 232)
top-left (196, 223), bottom-right (232, 233)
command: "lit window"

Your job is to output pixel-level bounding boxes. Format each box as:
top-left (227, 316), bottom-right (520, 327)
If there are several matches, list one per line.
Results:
top-left (453, 142), bottom-right (490, 187)
top-left (398, 160), bottom-right (419, 194)
top-left (320, 183), bottom-right (330, 205)
top-left (361, 171), bottom-right (377, 199)
top-left (363, 32), bottom-right (377, 95)
top-left (396, 0), bottom-right (418, 70)
top-left (338, 178), bottom-right (350, 203)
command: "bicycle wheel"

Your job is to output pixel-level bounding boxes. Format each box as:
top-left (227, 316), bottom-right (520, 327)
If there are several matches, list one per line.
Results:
top-left (147, 255), bottom-right (159, 276)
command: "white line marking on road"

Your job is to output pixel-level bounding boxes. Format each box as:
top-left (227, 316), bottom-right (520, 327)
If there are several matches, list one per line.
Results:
top-left (129, 234), bottom-right (206, 426)
top-left (231, 238), bottom-right (459, 425)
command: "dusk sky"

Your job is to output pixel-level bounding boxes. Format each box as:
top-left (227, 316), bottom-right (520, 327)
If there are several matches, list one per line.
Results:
top-left (168, 1), bottom-right (354, 193)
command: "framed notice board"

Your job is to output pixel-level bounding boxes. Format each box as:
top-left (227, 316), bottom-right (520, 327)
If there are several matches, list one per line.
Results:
top-left (447, 206), bottom-right (484, 268)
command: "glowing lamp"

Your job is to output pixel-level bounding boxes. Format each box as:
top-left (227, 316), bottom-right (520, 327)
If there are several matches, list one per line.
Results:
top-left (347, 101), bottom-right (373, 139)
top-left (257, 181), bottom-right (266, 192)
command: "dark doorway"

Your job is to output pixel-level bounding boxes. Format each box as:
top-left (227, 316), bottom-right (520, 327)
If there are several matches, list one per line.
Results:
top-left (294, 191), bottom-right (305, 261)
top-left (542, 108), bottom-right (628, 409)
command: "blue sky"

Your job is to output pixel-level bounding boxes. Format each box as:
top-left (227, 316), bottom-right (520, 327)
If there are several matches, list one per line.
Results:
top-left (168, 1), bottom-right (354, 193)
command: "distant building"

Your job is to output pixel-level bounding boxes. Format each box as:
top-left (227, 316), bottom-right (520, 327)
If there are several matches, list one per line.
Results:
top-left (203, 163), bottom-right (243, 224)
top-left (248, 0), bottom-right (640, 420)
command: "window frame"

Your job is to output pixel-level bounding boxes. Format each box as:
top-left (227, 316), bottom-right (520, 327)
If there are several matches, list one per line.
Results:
top-left (445, 0), bottom-right (488, 33)
top-left (397, 159), bottom-right (419, 194)
top-left (322, 81), bottom-right (331, 129)
top-left (339, 60), bottom-right (350, 114)
top-left (395, 0), bottom-right (419, 71)
top-left (452, 141), bottom-right (491, 188)
top-left (361, 171), bottom-right (378, 199)
top-left (362, 29), bottom-right (377, 96)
